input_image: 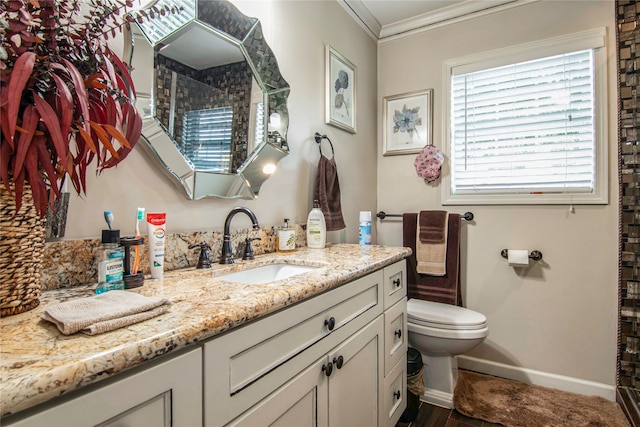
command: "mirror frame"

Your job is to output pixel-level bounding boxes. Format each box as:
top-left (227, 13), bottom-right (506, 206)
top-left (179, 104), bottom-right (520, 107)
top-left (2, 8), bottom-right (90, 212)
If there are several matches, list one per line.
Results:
top-left (124, 0), bottom-right (290, 199)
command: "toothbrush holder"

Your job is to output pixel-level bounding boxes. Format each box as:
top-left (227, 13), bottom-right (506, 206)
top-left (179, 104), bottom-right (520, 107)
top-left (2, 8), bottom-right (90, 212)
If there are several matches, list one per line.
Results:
top-left (119, 236), bottom-right (145, 289)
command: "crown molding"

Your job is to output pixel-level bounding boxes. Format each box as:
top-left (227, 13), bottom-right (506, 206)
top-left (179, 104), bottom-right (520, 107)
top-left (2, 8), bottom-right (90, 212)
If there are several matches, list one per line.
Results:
top-left (340, 0), bottom-right (540, 42)
top-left (337, 0), bottom-right (381, 41)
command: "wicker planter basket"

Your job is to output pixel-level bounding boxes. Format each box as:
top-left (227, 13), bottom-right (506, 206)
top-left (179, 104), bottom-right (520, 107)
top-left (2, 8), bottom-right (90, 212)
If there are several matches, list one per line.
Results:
top-left (0, 184), bottom-right (45, 316)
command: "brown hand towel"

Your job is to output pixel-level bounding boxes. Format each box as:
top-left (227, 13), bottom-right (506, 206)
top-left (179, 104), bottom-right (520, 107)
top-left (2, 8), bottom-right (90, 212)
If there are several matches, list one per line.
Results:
top-left (416, 211), bottom-right (449, 275)
top-left (419, 210), bottom-right (448, 243)
top-left (41, 290), bottom-right (172, 335)
top-left (314, 155), bottom-right (346, 231)
top-left (403, 212), bottom-right (462, 306)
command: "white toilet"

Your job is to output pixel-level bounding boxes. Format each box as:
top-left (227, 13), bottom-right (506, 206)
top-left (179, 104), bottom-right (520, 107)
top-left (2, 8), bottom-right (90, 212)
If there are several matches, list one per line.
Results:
top-left (407, 298), bottom-right (489, 408)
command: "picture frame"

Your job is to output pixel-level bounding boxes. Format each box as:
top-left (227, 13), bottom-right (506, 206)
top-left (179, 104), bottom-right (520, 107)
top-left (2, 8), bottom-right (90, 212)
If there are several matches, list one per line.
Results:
top-left (383, 89), bottom-right (433, 156)
top-left (325, 46), bottom-right (357, 133)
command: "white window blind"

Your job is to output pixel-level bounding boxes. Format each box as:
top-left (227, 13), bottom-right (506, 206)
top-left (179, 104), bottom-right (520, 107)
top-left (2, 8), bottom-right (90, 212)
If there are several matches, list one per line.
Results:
top-left (182, 106), bottom-right (233, 173)
top-left (255, 102), bottom-right (264, 146)
top-left (451, 49), bottom-right (595, 196)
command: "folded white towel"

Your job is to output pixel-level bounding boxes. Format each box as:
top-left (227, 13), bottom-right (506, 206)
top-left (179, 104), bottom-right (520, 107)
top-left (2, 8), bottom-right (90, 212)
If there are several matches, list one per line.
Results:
top-left (41, 290), bottom-right (172, 335)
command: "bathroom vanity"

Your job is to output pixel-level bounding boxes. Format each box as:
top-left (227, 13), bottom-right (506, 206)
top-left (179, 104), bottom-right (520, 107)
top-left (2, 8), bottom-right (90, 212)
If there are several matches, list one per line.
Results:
top-left (0, 245), bottom-right (410, 427)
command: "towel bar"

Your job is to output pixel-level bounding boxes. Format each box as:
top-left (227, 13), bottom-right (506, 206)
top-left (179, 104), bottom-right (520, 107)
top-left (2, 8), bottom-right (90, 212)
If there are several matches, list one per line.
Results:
top-left (376, 211), bottom-right (474, 221)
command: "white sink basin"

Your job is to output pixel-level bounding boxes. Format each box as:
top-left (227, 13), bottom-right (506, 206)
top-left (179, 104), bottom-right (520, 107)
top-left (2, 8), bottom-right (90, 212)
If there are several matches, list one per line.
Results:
top-left (216, 263), bottom-right (319, 285)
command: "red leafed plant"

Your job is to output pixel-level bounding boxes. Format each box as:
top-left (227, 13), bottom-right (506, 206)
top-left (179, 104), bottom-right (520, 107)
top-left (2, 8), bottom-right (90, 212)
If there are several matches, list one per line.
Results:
top-left (0, 0), bottom-right (174, 216)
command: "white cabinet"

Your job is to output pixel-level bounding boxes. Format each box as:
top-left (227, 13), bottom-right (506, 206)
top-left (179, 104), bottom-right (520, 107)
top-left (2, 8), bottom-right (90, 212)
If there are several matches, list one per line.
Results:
top-left (4, 259), bottom-right (408, 427)
top-left (210, 260), bottom-right (408, 427)
top-left (228, 317), bottom-right (384, 427)
top-left (382, 261), bottom-right (408, 427)
top-left (326, 316), bottom-right (384, 427)
top-left (227, 357), bottom-right (328, 427)
top-left (3, 348), bottom-right (203, 427)
top-left (383, 260), bottom-right (406, 310)
top-left (204, 271), bottom-right (384, 426)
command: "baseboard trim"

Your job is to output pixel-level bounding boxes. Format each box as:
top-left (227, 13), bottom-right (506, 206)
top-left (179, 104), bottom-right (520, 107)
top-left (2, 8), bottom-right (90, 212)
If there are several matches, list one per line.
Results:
top-left (420, 388), bottom-right (454, 409)
top-left (457, 355), bottom-right (616, 401)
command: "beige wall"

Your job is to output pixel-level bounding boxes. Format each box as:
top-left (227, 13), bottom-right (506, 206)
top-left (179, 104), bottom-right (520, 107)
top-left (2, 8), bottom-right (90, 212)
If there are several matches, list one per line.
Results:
top-left (64, 0), bottom-right (378, 244)
top-left (377, 1), bottom-right (618, 389)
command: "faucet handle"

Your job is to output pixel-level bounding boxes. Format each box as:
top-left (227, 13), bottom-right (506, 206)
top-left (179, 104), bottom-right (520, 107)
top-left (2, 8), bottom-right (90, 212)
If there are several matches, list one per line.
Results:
top-left (188, 242), bottom-right (212, 269)
top-left (242, 237), bottom-right (261, 261)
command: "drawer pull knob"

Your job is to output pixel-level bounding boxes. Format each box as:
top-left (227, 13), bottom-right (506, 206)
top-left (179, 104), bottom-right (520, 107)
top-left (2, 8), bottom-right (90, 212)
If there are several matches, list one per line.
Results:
top-left (393, 278), bottom-right (401, 287)
top-left (394, 390), bottom-right (401, 400)
top-left (394, 329), bottom-right (402, 339)
top-left (322, 362), bottom-right (333, 377)
top-left (333, 355), bottom-right (344, 369)
top-left (324, 317), bottom-right (336, 331)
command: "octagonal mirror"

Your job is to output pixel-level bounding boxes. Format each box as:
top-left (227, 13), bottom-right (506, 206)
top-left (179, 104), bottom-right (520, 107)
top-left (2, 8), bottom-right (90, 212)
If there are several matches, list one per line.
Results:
top-left (124, 0), bottom-right (290, 199)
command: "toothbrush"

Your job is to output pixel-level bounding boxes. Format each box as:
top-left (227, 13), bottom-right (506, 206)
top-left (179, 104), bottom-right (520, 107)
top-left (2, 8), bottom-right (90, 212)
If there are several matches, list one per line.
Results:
top-left (104, 211), bottom-right (114, 230)
top-left (133, 208), bottom-right (145, 274)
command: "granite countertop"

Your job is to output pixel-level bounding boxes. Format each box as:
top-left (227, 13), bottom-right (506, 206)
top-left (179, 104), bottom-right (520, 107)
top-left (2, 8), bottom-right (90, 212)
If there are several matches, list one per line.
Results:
top-left (0, 244), bottom-right (411, 418)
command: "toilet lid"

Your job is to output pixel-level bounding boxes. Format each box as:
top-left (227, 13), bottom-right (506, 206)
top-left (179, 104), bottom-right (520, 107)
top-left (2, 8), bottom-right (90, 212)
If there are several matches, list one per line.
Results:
top-left (407, 299), bottom-right (487, 330)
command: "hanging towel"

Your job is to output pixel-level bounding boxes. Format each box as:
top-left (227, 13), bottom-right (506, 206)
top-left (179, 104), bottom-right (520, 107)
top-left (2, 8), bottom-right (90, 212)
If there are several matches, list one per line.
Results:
top-left (314, 155), bottom-right (346, 231)
top-left (403, 212), bottom-right (462, 306)
top-left (416, 211), bottom-right (449, 275)
top-left (41, 290), bottom-right (172, 335)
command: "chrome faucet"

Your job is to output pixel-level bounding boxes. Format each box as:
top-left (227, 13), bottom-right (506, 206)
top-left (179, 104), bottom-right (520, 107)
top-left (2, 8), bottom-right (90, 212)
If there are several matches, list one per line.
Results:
top-left (220, 207), bottom-right (260, 264)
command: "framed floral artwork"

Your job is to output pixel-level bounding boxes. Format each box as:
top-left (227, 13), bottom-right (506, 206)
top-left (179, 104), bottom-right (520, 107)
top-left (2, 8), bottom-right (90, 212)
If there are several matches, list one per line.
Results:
top-left (383, 89), bottom-right (433, 156)
top-left (325, 46), bottom-right (357, 133)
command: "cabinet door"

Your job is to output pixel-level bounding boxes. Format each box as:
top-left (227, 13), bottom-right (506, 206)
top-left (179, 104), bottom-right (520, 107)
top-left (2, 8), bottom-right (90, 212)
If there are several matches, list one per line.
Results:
top-left (227, 357), bottom-right (328, 427)
top-left (383, 261), bottom-right (406, 310)
top-left (382, 354), bottom-right (407, 427)
top-left (384, 297), bottom-right (407, 377)
top-left (327, 316), bottom-right (384, 427)
top-left (4, 349), bottom-right (202, 427)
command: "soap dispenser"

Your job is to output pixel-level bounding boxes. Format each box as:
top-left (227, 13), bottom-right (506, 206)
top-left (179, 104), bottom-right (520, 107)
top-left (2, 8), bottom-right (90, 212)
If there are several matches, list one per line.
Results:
top-left (306, 200), bottom-right (326, 249)
top-left (277, 219), bottom-right (296, 252)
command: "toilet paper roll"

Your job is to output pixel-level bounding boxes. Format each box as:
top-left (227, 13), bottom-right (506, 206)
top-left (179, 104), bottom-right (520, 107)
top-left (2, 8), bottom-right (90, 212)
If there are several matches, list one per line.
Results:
top-left (507, 249), bottom-right (530, 266)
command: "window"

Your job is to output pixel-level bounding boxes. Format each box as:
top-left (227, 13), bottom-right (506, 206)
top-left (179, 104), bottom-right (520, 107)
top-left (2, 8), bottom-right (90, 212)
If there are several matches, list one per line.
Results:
top-left (182, 106), bottom-right (233, 173)
top-left (443, 29), bottom-right (608, 205)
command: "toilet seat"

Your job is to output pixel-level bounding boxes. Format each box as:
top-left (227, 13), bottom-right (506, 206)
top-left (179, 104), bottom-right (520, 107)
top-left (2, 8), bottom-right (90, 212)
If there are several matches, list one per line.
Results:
top-left (407, 299), bottom-right (487, 331)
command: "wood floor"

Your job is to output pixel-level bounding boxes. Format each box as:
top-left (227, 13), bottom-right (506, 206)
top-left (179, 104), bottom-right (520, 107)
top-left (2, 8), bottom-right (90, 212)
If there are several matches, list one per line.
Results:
top-left (396, 401), bottom-right (502, 427)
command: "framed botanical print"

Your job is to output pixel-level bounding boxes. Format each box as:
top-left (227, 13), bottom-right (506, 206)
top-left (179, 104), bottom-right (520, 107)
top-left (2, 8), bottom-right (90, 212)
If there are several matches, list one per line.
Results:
top-left (325, 46), bottom-right (356, 133)
top-left (383, 89), bottom-right (433, 156)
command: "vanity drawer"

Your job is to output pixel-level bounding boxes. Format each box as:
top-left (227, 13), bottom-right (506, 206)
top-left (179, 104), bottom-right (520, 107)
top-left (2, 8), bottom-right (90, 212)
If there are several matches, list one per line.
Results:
top-left (383, 261), bottom-right (406, 310)
top-left (381, 354), bottom-right (407, 427)
top-left (384, 297), bottom-right (407, 377)
top-left (204, 270), bottom-right (383, 426)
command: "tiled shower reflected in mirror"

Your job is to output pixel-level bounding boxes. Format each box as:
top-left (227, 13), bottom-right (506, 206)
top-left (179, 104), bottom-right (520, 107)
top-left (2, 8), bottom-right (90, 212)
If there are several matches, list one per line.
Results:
top-left (619, 1), bottom-right (640, 425)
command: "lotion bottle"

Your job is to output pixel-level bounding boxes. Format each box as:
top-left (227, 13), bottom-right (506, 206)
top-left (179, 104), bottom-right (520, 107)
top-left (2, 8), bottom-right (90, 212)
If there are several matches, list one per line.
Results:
top-left (277, 218), bottom-right (296, 252)
top-left (306, 200), bottom-right (326, 249)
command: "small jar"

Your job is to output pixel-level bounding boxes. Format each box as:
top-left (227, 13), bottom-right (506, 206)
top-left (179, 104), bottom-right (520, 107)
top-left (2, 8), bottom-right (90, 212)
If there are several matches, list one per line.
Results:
top-left (277, 219), bottom-right (296, 252)
top-left (96, 229), bottom-right (125, 294)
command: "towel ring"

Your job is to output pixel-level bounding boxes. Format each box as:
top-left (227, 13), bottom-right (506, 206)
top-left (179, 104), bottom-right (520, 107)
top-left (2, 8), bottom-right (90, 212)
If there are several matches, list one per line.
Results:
top-left (314, 132), bottom-right (335, 157)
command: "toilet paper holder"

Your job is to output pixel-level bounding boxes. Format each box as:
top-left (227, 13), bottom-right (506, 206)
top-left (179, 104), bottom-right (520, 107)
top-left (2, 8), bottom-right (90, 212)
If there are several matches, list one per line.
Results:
top-left (500, 249), bottom-right (543, 261)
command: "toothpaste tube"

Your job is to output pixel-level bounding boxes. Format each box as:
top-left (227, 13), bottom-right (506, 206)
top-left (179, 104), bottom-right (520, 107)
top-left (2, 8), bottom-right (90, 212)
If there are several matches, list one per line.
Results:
top-left (147, 212), bottom-right (166, 279)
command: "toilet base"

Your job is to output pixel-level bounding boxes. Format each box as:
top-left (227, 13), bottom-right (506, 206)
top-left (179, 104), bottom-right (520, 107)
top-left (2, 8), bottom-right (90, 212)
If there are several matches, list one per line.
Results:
top-left (419, 353), bottom-right (459, 409)
top-left (421, 388), bottom-right (455, 409)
